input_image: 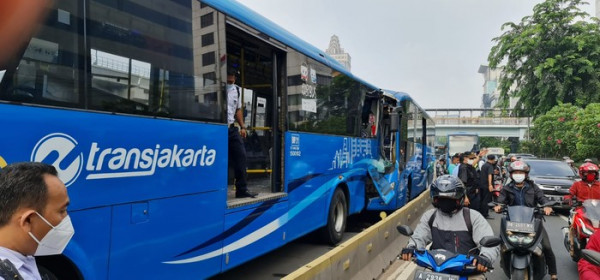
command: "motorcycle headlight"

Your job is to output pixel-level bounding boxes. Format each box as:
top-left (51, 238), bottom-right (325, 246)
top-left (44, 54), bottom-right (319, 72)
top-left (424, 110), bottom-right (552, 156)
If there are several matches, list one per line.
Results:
top-left (506, 231), bottom-right (535, 245)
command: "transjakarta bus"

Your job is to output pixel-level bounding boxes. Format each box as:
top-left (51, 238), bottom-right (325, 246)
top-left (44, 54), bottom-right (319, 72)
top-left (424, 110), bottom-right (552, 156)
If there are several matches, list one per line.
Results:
top-left (0, 0), bottom-right (434, 278)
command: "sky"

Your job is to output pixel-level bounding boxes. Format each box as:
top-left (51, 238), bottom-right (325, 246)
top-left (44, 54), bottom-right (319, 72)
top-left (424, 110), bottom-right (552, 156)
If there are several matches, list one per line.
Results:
top-left (235, 0), bottom-right (597, 109)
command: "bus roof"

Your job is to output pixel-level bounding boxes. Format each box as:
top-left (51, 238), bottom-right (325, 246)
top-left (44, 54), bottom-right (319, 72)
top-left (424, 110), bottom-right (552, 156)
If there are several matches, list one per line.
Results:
top-left (203, 0), bottom-right (378, 90)
top-left (383, 90), bottom-right (432, 120)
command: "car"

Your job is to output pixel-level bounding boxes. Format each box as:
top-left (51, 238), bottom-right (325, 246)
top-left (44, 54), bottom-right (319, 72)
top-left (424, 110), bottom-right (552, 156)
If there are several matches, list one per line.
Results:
top-left (523, 159), bottom-right (579, 208)
top-left (508, 153), bottom-right (537, 159)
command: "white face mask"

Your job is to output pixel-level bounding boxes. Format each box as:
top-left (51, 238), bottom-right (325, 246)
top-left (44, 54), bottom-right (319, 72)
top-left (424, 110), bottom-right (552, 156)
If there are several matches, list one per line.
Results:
top-left (467, 159), bottom-right (474, 165)
top-left (512, 174), bottom-right (526, 184)
top-left (28, 212), bottom-right (74, 256)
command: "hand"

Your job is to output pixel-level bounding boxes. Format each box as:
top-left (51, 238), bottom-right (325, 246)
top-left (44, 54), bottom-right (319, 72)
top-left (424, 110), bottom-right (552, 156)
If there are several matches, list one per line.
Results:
top-left (488, 185), bottom-right (493, 192)
top-left (544, 207), bottom-right (553, 216)
top-left (401, 247), bottom-right (414, 261)
top-left (472, 255), bottom-right (491, 272)
top-left (464, 197), bottom-right (470, 206)
top-left (563, 197), bottom-right (572, 206)
top-left (239, 128), bottom-right (247, 138)
top-left (494, 205), bottom-right (502, 213)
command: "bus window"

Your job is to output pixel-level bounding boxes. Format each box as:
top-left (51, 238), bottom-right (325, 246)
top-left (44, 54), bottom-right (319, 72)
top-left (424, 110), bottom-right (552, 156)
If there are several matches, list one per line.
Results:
top-left (0, 1), bottom-right (83, 107)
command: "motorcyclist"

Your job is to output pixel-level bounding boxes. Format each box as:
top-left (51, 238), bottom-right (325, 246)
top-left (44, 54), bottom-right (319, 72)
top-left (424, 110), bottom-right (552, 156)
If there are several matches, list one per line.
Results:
top-left (579, 231), bottom-right (600, 279)
top-left (565, 162), bottom-right (600, 203)
top-left (493, 160), bottom-right (557, 280)
top-left (401, 175), bottom-right (499, 279)
top-left (564, 162), bottom-right (600, 259)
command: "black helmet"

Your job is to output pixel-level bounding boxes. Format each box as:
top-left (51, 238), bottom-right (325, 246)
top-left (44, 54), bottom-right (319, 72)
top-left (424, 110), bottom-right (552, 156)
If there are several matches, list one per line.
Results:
top-left (431, 175), bottom-right (466, 209)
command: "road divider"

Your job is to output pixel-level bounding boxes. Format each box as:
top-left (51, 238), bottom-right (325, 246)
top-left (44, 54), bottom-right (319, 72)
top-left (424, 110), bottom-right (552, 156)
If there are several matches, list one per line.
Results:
top-left (283, 189), bottom-right (431, 280)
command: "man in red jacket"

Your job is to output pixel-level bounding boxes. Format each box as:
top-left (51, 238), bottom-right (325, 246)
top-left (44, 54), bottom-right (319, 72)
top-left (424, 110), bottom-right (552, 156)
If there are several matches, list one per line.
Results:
top-left (579, 231), bottom-right (600, 279)
top-left (565, 163), bottom-right (600, 203)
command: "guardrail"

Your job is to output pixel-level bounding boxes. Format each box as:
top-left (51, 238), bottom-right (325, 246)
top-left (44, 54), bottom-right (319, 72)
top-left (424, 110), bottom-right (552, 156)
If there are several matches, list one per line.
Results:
top-left (283, 189), bottom-right (431, 280)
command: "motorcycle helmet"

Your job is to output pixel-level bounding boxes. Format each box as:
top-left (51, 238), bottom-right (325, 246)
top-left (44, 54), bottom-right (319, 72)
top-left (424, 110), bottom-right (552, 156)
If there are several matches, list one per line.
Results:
top-left (579, 162), bottom-right (599, 182)
top-left (508, 160), bottom-right (530, 173)
top-left (430, 175), bottom-right (466, 213)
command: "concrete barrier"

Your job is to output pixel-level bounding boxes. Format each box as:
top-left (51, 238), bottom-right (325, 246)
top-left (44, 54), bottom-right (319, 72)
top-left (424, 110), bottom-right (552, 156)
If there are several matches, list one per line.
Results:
top-left (283, 189), bottom-right (432, 280)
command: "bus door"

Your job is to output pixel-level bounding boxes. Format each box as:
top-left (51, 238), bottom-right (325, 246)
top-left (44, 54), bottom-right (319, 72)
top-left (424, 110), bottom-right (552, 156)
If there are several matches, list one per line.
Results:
top-left (226, 24), bottom-right (285, 202)
top-left (365, 96), bottom-right (396, 206)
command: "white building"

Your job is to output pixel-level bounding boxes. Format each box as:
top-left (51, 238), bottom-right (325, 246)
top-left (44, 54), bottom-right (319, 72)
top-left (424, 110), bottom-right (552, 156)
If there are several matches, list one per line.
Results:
top-left (325, 35), bottom-right (351, 71)
top-left (478, 65), bottom-right (518, 112)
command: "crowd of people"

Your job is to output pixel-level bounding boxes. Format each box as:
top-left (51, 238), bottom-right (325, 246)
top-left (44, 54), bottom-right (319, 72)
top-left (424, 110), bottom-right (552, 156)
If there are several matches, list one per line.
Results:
top-left (414, 151), bottom-right (600, 279)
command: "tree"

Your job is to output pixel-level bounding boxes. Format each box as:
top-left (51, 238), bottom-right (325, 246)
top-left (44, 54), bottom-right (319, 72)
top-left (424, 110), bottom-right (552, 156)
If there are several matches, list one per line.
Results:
top-left (530, 103), bottom-right (580, 158)
top-left (574, 103), bottom-right (600, 159)
top-left (488, 0), bottom-right (600, 117)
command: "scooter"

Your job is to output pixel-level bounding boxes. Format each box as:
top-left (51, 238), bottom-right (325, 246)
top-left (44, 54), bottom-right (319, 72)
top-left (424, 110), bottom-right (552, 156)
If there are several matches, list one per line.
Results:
top-left (493, 202), bottom-right (555, 280)
top-left (397, 225), bottom-right (501, 280)
top-left (563, 199), bottom-right (600, 261)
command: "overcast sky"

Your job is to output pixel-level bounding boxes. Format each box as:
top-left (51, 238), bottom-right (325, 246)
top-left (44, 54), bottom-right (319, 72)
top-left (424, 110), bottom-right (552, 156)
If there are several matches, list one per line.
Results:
top-left (236, 0), bottom-right (596, 109)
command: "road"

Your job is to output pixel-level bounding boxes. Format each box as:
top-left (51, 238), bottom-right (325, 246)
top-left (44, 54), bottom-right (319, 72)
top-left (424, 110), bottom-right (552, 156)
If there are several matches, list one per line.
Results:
top-left (484, 209), bottom-right (578, 280)
top-left (209, 212), bottom-right (383, 280)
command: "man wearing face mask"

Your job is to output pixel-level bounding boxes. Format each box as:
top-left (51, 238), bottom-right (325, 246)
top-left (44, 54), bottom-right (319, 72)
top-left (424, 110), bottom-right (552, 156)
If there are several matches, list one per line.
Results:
top-left (458, 152), bottom-right (480, 210)
top-left (494, 161), bottom-right (557, 280)
top-left (0, 162), bottom-right (73, 280)
top-left (565, 162), bottom-right (600, 203)
top-left (400, 175), bottom-right (499, 279)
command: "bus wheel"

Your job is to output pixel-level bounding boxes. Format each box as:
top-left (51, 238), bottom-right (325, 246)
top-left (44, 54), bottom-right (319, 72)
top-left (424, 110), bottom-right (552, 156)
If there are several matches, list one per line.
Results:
top-left (321, 188), bottom-right (347, 245)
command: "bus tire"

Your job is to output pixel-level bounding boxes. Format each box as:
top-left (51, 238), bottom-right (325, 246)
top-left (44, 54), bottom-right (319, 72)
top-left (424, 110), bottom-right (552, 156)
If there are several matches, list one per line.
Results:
top-left (320, 188), bottom-right (347, 245)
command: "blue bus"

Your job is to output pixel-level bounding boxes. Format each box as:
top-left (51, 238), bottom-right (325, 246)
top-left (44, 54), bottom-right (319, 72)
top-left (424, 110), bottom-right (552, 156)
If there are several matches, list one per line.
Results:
top-left (0, 0), bottom-right (434, 278)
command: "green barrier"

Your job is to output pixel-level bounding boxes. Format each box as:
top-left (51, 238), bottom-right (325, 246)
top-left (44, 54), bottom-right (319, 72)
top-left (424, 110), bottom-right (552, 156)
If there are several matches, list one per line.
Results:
top-left (283, 189), bottom-right (431, 280)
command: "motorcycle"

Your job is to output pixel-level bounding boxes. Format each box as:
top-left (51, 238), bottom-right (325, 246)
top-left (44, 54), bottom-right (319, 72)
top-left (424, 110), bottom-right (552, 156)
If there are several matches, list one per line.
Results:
top-left (397, 225), bottom-right (501, 280)
top-left (493, 202), bottom-right (555, 280)
top-left (582, 249), bottom-right (600, 266)
top-left (492, 179), bottom-right (503, 202)
top-left (563, 199), bottom-right (600, 261)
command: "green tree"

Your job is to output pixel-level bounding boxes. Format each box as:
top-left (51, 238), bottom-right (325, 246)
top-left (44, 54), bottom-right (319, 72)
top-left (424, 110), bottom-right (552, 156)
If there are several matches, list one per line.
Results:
top-left (574, 103), bottom-right (600, 159)
top-left (488, 0), bottom-right (600, 117)
top-left (530, 103), bottom-right (581, 158)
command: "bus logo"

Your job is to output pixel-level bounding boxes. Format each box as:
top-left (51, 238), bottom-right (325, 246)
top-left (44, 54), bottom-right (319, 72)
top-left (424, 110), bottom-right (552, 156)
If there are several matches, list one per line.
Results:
top-left (31, 133), bottom-right (83, 187)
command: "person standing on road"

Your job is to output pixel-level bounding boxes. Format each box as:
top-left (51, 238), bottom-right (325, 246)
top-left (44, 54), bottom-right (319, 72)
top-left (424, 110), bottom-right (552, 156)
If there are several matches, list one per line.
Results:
top-left (478, 155), bottom-right (496, 219)
top-left (436, 157), bottom-right (447, 176)
top-left (449, 153), bottom-right (460, 176)
top-left (0, 162), bottom-right (74, 280)
top-left (400, 175), bottom-right (499, 280)
top-left (459, 152), bottom-right (480, 209)
top-left (227, 69), bottom-right (256, 198)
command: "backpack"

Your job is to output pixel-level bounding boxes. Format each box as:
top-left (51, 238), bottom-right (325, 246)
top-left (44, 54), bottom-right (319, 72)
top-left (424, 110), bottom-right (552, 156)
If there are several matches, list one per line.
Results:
top-left (0, 259), bottom-right (23, 280)
top-left (428, 207), bottom-right (473, 236)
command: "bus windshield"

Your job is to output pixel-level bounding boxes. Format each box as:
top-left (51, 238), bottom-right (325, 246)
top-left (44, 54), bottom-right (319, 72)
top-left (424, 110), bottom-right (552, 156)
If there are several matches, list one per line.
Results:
top-left (448, 135), bottom-right (478, 155)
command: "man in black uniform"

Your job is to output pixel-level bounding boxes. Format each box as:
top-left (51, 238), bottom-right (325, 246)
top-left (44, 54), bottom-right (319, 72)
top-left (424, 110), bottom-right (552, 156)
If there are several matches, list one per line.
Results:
top-left (478, 154), bottom-right (496, 219)
top-left (458, 152), bottom-right (480, 209)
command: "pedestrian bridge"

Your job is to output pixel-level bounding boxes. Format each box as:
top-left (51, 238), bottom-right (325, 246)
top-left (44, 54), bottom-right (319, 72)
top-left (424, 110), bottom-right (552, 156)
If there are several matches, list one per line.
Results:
top-left (425, 108), bottom-right (533, 140)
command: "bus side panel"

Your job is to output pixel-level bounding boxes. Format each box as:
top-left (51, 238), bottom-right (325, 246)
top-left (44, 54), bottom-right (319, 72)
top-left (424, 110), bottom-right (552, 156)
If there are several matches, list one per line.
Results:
top-left (409, 143), bottom-right (426, 199)
top-left (108, 192), bottom-right (225, 279)
top-left (283, 132), bottom-right (376, 240)
top-left (64, 207), bottom-right (112, 280)
top-left (221, 200), bottom-right (288, 270)
top-left (0, 104), bottom-right (227, 211)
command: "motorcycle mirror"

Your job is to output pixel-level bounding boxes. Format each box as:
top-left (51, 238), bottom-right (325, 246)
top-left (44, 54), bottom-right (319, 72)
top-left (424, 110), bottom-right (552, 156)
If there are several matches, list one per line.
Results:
top-left (582, 249), bottom-right (600, 266)
top-left (479, 236), bottom-right (502, 248)
top-left (396, 225), bottom-right (413, 236)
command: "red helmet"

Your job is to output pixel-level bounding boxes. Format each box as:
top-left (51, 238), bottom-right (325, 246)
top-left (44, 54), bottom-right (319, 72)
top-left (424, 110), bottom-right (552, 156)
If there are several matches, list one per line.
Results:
top-left (508, 160), bottom-right (530, 173)
top-left (579, 162), bottom-right (599, 178)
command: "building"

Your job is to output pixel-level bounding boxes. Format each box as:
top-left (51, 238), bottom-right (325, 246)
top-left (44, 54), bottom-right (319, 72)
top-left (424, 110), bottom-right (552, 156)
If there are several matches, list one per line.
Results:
top-left (478, 65), bottom-right (518, 113)
top-left (325, 35), bottom-right (351, 71)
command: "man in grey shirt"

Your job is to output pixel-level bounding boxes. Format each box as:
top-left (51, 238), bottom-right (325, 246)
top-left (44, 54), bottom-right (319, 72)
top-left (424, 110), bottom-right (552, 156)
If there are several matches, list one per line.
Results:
top-left (401, 175), bottom-right (499, 280)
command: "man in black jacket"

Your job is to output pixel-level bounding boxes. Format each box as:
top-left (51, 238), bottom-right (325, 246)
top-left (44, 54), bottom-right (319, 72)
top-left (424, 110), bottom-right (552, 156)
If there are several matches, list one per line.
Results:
top-left (494, 161), bottom-right (557, 280)
top-left (458, 152), bottom-right (480, 210)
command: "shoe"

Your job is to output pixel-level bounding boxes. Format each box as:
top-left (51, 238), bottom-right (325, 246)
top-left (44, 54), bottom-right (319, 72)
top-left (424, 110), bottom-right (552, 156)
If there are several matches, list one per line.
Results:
top-left (550, 275), bottom-right (558, 280)
top-left (235, 190), bottom-right (257, 198)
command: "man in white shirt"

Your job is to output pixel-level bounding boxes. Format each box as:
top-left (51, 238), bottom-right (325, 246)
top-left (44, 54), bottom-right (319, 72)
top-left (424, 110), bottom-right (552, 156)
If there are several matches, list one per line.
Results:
top-left (0, 162), bottom-right (73, 280)
top-left (227, 70), bottom-right (257, 198)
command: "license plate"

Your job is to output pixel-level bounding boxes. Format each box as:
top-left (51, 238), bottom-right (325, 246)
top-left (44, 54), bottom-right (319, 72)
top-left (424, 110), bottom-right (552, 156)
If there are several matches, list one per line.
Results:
top-left (413, 270), bottom-right (459, 280)
top-left (506, 221), bottom-right (535, 233)
top-left (548, 195), bottom-right (563, 201)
